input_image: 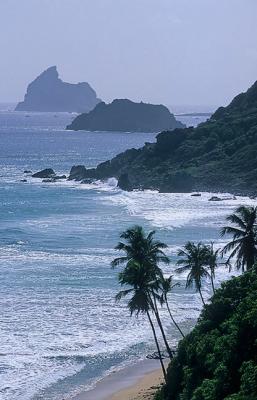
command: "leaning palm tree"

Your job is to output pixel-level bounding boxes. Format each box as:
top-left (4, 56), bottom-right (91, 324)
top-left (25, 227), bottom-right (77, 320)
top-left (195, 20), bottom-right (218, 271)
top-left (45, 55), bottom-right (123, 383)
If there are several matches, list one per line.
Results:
top-left (159, 275), bottom-right (185, 338)
top-left (115, 262), bottom-right (167, 382)
top-left (221, 205), bottom-right (257, 272)
top-left (176, 242), bottom-right (210, 305)
top-left (205, 243), bottom-right (220, 294)
top-left (112, 226), bottom-right (173, 359)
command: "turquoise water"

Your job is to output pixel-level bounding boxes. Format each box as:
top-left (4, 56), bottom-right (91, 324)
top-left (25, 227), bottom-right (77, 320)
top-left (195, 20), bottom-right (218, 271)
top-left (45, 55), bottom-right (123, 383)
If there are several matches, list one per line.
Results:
top-left (0, 109), bottom-right (255, 400)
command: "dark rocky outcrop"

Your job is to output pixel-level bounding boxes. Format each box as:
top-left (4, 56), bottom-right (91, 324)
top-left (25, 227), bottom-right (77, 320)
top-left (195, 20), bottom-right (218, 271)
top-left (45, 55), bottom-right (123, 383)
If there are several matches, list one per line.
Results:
top-left (32, 168), bottom-right (55, 178)
top-left (208, 196), bottom-right (222, 201)
top-left (159, 171), bottom-right (194, 193)
top-left (68, 165), bottom-right (97, 181)
top-left (15, 66), bottom-right (101, 113)
top-left (117, 173), bottom-right (133, 191)
top-left (42, 179), bottom-right (55, 183)
top-left (67, 80), bottom-right (257, 194)
top-left (66, 99), bottom-right (184, 132)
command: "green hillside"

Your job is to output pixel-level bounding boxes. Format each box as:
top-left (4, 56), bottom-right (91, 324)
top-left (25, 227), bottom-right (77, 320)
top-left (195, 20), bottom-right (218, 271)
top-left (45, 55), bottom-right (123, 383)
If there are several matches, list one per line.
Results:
top-left (158, 269), bottom-right (257, 400)
top-left (69, 81), bottom-right (257, 195)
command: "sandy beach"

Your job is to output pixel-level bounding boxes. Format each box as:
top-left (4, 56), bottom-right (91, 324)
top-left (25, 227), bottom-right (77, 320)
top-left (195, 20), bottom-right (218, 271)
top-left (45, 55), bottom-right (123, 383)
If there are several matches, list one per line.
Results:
top-left (72, 359), bottom-right (166, 400)
top-left (108, 368), bottom-right (164, 400)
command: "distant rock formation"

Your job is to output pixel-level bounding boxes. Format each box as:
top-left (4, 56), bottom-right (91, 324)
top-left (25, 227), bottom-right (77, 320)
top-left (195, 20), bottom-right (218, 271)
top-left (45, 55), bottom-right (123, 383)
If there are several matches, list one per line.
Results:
top-left (66, 99), bottom-right (185, 132)
top-left (15, 66), bottom-right (101, 113)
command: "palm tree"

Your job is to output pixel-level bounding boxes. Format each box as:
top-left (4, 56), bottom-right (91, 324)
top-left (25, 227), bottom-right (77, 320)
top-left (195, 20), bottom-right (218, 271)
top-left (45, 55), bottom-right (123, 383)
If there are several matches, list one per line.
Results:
top-left (205, 243), bottom-right (220, 294)
top-left (221, 206), bottom-right (257, 272)
top-left (115, 262), bottom-right (167, 382)
top-left (112, 226), bottom-right (173, 359)
top-left (159, 276), bottom-right (185, 338)
top-left (176, 242), bottom-right (210, 305)
top-left (111, 226), bottom-right (170, 270)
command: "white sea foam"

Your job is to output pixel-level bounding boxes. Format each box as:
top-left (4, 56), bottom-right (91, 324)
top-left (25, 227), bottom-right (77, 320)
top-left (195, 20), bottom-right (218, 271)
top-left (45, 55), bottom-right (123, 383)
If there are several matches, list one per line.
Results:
top-left (104, 190), bottom-right (257, 229)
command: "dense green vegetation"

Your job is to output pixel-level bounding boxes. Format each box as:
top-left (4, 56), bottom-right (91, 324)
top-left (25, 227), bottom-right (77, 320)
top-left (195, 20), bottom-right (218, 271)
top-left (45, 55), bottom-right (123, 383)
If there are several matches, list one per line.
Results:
top-left (71, 80), bottom-right (257, 194)
top-left (112, 206), bottom-right (257, 399)
top-left (162, 270), bottom-right (257, 400)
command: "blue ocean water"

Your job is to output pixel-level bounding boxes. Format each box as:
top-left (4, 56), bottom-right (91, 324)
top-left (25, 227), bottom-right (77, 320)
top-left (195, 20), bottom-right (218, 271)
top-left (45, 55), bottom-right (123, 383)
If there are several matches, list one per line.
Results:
top-left (0, 109), bottom-right (256, 400)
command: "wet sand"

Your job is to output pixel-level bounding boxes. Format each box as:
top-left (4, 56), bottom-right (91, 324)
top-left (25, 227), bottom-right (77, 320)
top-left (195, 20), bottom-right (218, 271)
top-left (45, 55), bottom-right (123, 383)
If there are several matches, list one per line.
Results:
top-left (72, 359), bottom-right (166, 400)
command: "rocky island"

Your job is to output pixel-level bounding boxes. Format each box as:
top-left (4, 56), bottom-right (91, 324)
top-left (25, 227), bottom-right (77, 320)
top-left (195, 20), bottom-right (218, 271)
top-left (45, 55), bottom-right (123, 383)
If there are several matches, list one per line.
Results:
top-left (15, 66), bottom-right (101, 113)
top-left (67, 80), bottom-right (257, 194)
top-left (66, 99), bottom-right (184, 132)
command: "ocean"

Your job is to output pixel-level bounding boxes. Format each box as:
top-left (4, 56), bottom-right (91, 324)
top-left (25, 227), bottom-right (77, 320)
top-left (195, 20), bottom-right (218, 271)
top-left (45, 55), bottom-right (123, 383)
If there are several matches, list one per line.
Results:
top-left (0, 107), bottom-right (255, 400)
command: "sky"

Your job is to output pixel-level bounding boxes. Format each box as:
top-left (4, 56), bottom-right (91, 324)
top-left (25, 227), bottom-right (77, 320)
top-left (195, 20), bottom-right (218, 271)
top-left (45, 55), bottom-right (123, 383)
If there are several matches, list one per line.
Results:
top-left (0, 0), bottom-right (257, 107)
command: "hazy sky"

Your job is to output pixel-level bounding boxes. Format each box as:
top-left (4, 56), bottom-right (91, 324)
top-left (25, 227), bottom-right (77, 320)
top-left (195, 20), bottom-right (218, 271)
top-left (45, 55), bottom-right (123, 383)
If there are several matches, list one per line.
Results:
top-left (0, 0), bottom-right (257, 107)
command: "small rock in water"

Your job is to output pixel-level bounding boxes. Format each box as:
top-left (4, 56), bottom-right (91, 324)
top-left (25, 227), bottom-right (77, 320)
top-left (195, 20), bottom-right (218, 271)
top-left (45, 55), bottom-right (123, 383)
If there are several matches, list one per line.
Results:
top-left (209, 196), bottom-right (222, 201)
top-left (191, 193), bottom-right (201, 197)
top-left (68, 165), bottom-right (88, 181)
top-left (32, 168), bottom-right (55, 178)
top-left (81, 178), bottom-right (94, 184)
top-left (209, 195), bottom-right (237, 201)
top-left (20, 179), bottom-right (27, 182)
top-left (42, 178), bottom-right (55, 183)
top-left (24, 170), bottom-right (32, 174)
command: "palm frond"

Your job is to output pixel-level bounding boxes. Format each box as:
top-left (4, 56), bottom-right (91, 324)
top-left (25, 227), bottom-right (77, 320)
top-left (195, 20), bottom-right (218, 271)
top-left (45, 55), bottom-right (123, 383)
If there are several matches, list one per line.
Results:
top-left (111, 256), bottom-right (129, 268)
top-left (115, 288), bottom-right (134, 302)
top-left (176, 264), bottom-right (190, 273)
top-left (220, 226), bottom-right (245, 238)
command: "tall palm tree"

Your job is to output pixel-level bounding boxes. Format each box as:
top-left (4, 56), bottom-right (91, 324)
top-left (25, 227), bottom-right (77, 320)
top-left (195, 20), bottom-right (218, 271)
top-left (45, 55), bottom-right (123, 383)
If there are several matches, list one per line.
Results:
top-left (221, 206), bottom-right (257, 272)
top-left (112, 226), bottom-right (173, 359)
top-left (159, 276), bottom-right (185, 338)
top-left (115, 262), bottom-right (167, 382)
top-left (205, 243), bottom-right (220, 294)
top-left (176, 242), bottom-right (210, 305)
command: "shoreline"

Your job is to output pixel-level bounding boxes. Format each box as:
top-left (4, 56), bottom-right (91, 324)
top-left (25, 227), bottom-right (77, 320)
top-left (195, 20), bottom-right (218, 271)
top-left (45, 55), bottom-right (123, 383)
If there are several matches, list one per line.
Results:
top-left (72, 359), bottom-right (166, 400)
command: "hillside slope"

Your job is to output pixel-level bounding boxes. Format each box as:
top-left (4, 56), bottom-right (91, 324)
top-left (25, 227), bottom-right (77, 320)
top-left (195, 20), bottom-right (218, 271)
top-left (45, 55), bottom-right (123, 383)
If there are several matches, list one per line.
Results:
top-left (160, 269), bottom-right (257, 400)
top-left (68, 81), bottom-right (257, 195)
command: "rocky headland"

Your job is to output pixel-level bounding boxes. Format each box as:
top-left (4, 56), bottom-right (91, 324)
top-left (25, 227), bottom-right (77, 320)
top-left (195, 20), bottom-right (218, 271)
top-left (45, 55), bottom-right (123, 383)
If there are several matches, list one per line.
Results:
top-left (15, 66), bottom-right (101, 113)
top-left (66, 80), bottom-right (257, 195)
top-left (66, 99), bottom-right (184, 132)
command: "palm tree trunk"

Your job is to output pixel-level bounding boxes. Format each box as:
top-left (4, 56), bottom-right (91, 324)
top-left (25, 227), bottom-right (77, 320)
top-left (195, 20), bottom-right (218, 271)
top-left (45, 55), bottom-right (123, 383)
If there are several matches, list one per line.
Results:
top-left (146, 310), bottom-right (167, 383)
top-left (152, 296), bottom-right (173, 359)
top-left (199, 288), bottom-right (206, 306)
top-left (211, 276), bottom-right (215, 294)
top-left (165, 296), bottom-right (184, 338)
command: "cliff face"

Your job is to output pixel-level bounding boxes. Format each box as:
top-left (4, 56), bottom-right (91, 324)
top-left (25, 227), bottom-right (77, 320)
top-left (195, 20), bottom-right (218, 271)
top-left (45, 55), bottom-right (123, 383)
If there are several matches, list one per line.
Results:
top-left (66, 99), bottom-right (184, 132)
top-left (68, 80), bottom-right (257, 195)
top-left (15, 66), bottom-right (101, 113)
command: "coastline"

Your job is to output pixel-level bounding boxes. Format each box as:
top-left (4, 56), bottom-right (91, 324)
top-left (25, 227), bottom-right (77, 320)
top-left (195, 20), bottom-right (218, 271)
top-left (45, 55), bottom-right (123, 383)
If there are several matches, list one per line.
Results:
top-left (72, 359), bottom-right (166, 400)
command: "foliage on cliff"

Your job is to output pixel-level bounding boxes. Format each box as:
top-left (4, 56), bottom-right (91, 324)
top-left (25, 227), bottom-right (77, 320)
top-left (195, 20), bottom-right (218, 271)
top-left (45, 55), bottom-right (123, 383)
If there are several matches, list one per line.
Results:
top-left (159, 269), bottom-right (257, 400)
